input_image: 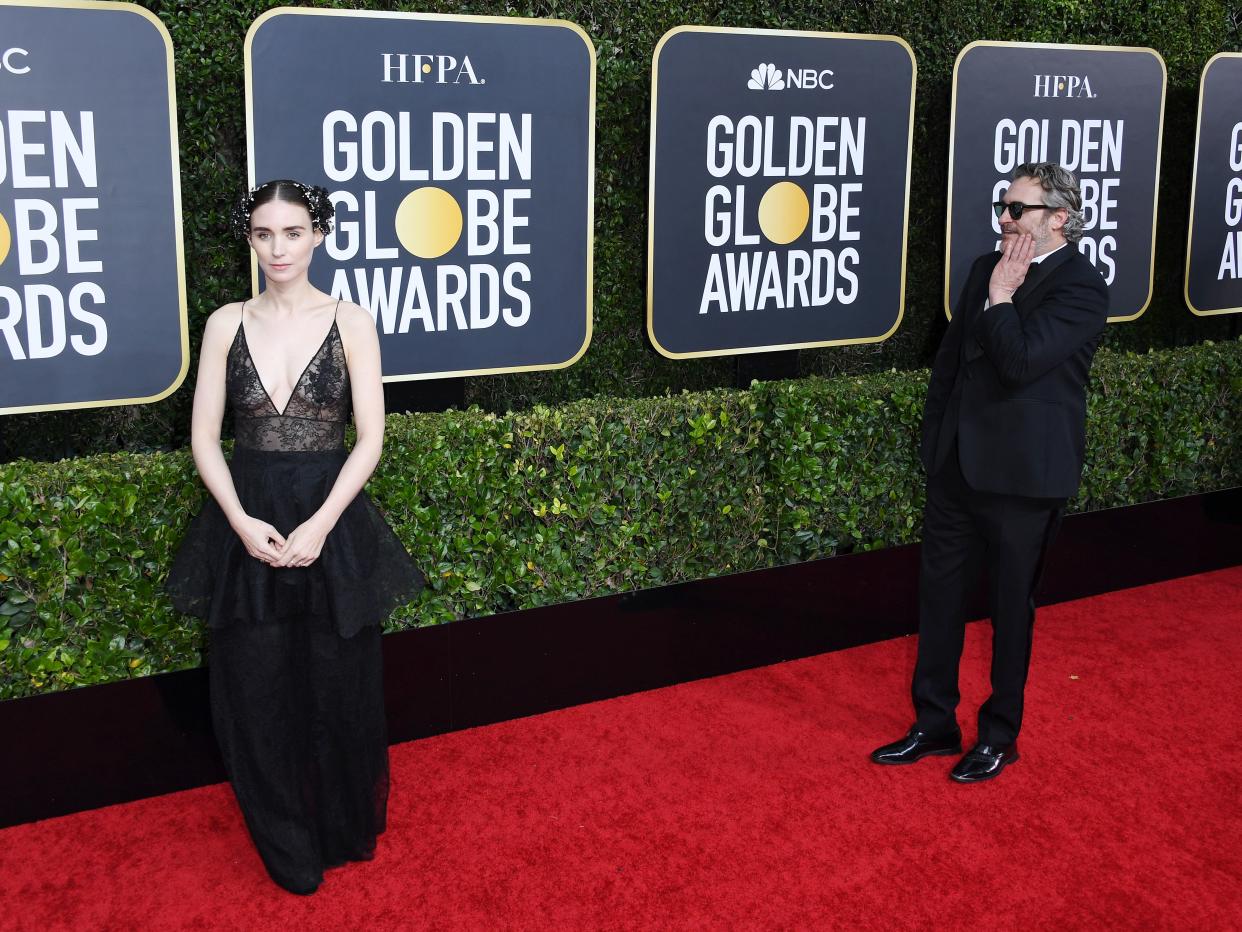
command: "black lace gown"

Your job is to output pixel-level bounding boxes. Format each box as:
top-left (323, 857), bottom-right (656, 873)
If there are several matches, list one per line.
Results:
top-left (166, 312), bottom-right (424, 894)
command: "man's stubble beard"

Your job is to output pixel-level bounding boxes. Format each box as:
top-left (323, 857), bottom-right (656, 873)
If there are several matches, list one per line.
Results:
top-left (1001, 218), bottom-right (1054, 253)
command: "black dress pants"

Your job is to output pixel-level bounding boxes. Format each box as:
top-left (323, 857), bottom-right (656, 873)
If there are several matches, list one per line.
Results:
top-left (912, 450), bottom-right (1064, 746)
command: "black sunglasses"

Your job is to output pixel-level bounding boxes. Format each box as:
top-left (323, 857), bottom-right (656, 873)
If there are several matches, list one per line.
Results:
top-left (992, 201), bottom-right (1052, 220)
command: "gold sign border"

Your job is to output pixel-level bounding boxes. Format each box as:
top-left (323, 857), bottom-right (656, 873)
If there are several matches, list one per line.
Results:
top-left (1184, 51), bottom-right (1242, 318)
top-left (943, 40), bottom-right (1167, 324)
top-left (645, 24), bottom-right (917, 360)
top-left (0, 0), bottom-right (189, 416)
top-left (244, 6), bottom-right (596, 383)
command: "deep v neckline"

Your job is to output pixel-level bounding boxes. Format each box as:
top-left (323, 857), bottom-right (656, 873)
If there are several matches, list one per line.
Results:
top-left (240, 309), bottom-right (338, 417)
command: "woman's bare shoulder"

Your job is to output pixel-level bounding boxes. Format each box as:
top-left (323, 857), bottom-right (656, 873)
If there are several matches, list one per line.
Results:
top-left (335, 301), bottom-right (374, 329)
top-left (200, 302), bottom-right (246, 350)
top-left (335, 302), bottom-right (379, 341)
top-left (206, 301), bottom-right (246, 331)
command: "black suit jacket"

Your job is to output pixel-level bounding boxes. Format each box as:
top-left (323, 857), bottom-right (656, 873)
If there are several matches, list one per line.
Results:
top-left (921, 246), bottom-right (1110, 499)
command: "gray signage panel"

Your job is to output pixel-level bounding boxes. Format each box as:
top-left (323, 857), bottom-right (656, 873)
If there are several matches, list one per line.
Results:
top-left (647, 27), bottom-right (916, 358)
top-left (1185, 52), bottom-right (1242, 317)
top-left (246, 8), bottom-right (595, 381)
top-left (946, 42), bottom-right (1165, 322)
top-left (0, 0), bottom-right (187, 415)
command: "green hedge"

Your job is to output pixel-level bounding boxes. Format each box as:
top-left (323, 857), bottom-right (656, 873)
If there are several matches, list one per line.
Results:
top-left (2, 338), bottom-right (1239, 700)
top-left (7, 0), bottom-right (1239, 459)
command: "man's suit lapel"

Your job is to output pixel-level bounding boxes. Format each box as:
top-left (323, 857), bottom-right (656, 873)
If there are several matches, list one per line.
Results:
top-left (961, 254), bottom-right (999, 364)
top-left (965, 245), bottom-right (1077, 364)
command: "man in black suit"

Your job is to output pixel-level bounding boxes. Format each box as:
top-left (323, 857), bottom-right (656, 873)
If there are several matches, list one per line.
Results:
top-left (871, 162), bottom-right (1109, 782)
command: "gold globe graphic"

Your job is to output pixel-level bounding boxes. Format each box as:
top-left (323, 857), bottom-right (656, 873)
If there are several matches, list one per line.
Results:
top-left (757, 182), bottom-right (810, 245)
top-left (0, 212), bottom-right (10, 267)
top-left (394, 187), bottom-right (463, 259)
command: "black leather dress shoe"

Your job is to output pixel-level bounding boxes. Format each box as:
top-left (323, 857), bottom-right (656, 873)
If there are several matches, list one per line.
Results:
top-left (870, 726), bottom-right (963, 765)
top-left (950, 742), bottom-right (1019, 783)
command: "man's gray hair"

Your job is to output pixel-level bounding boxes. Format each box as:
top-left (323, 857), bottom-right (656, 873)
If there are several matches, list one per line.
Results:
top-left (1013, 162), bottom-right (1085, 243)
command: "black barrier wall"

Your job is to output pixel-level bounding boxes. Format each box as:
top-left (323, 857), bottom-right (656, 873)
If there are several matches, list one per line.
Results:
top-left (4, 486), bottom-right (1239, 828)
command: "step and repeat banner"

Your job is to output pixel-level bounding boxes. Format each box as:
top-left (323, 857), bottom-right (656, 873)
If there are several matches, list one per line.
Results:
top-left (0, 0), bottom-right (186, 415)
top-left (1185, 52), bottom-right (1242, 317)
top-left (647, 27), bottom-right (916, 358)
top-left (946, 42), bottom-right (1165, 323)
top-left (246, 8), bottom-right (595, 381)
top-left (3, 6), bottom-right (1236, 414)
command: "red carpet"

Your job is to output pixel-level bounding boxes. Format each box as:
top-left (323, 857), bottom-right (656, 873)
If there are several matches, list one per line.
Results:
top-left (2, 567), bottom-right (1240, 930)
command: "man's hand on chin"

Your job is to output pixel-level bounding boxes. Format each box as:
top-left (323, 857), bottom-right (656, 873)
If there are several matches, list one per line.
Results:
top-left (989, 232), bottom-right (1035, 306)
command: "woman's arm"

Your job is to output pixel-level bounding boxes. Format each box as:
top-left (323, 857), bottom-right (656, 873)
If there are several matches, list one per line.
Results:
top-left (272, 304), bottom-right (384, 568)
top-left (191, 305), bottom-right (286, 563)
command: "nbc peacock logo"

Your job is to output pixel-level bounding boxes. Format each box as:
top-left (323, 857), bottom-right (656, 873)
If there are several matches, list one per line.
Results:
top-left (748, 63), bottom-right (785, 91)
top-left (747, 62), bottom-right (835, 91)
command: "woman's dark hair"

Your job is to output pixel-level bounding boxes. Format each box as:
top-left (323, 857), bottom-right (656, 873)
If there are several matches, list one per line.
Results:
top-left (230, 179), bottom-right (334, 239)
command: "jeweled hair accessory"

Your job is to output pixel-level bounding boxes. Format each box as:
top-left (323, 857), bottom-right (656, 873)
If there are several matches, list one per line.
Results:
top-left (298, 183), bottom-right (335, 235)
top-left (230, 180), bottom-right (335, 239)
top-left (229, 190), bottom-right (256, 240)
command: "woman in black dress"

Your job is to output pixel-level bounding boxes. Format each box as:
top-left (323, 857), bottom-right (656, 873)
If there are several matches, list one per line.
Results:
top-left (167, 180), bottom-right (423, 895)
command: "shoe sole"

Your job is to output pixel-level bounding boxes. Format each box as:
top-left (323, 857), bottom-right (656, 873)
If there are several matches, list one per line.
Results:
top-left (949, 751), bottom-right (1020, 783)
top-left (871, 745), bottom-right (963, 765)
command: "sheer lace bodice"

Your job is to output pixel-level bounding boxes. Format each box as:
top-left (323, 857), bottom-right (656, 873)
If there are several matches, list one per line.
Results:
top-left (227, 316), bottom-right (350, 452)
top-left (169, 302), bottom-right (423, 631)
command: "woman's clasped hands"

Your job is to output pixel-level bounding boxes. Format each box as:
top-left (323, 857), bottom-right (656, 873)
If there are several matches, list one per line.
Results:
top-left (232, 514), bottom-right (331, 568)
